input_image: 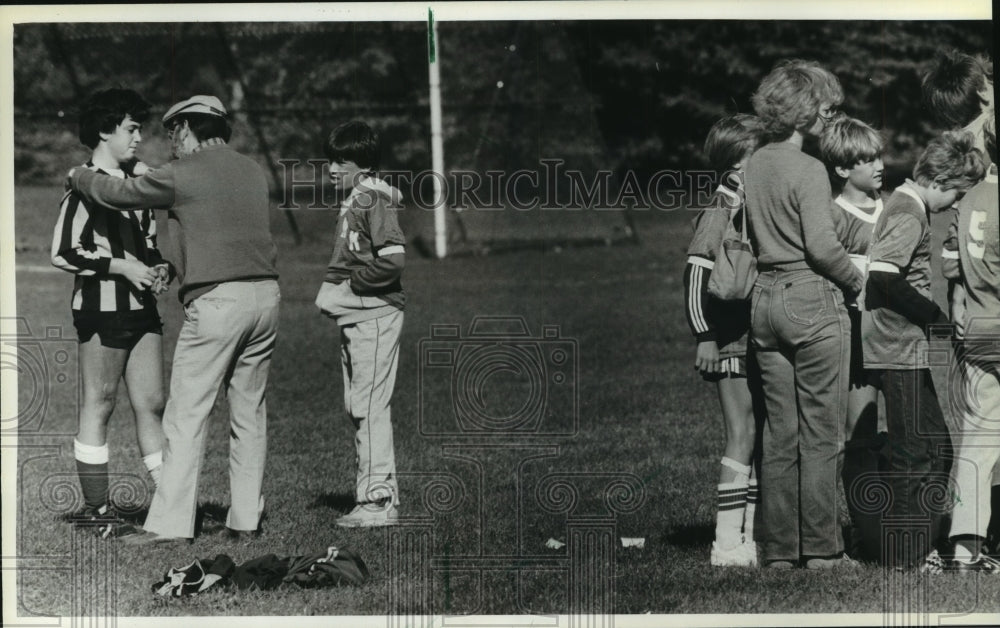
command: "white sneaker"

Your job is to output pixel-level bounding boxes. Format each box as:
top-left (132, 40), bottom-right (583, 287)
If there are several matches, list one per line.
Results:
top-left (336, 500), bottom-right (399, 528)
top-left (711, 540), bottom-right (756, 567)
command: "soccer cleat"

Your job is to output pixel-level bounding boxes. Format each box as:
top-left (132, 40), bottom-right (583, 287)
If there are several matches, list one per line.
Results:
top-left (710, 540), bottom-right (756, 567)
top-left (336, 499), bottom-right (399, 528)
top-left (949, 553), bottom-right (1000, 575)
top-left (918, 549), bottom-right (947, 575)
top-left (68, 505), bottom-right (122, 539)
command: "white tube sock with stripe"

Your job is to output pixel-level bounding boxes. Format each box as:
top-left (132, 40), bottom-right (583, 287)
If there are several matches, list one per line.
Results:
top-left (716, 457), bottom-right (751, 549)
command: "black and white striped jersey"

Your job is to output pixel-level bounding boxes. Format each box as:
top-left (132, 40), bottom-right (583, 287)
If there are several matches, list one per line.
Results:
top-left (51, 162), bottom-right (164, 312)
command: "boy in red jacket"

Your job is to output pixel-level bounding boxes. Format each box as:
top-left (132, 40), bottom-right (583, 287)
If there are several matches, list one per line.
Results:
top-left (315, 121), bottom-right (406, 527)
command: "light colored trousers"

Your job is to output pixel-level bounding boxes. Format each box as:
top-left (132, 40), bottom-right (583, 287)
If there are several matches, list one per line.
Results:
top-left (340, 310), bottom-right (403, 506)
top-left (950, 358), bottom-right (1000, 538)
top-left (143, 280), bottom-right (280, 538)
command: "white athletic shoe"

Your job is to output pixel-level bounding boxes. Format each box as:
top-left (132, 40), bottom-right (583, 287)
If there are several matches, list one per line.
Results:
top-left (336, 499), bottom-right (399, 528)
top-left (711, 540), bottom-right (756, 567)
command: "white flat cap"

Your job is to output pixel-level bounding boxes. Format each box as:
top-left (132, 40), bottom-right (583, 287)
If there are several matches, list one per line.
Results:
top-left (162, 95), bottom-right (228, 126)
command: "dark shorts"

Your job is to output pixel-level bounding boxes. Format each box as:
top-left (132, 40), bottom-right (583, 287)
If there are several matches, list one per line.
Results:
top-left (73, 308), bottom-right (163, 350)
top-left (701, 355), bottom-right (748, 382)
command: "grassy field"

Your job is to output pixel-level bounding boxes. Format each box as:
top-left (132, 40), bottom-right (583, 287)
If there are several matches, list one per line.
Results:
top-left (9, 184), bottom-right (1000, 622)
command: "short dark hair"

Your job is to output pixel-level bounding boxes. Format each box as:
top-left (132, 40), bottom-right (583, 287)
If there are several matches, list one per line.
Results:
top-left (324, 121), bottom-right (380, 171)
top-left (171, 112), bottom-right (232, 143)
top-left (922, 50), bottom-right (993, 129)
top-left (78, 88), bottom-right (150, 149)
top-left (703, 114), bottom-right (765, 178)
top-left (913, 130), bottom-right (986, 192)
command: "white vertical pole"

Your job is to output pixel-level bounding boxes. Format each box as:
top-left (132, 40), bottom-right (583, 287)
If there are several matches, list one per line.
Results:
top-left (428, 8), bottom-right (447, 258)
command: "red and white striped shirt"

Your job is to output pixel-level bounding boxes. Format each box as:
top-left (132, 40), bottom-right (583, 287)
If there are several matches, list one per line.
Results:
top-left (51, 162), bottom-right (164, 312)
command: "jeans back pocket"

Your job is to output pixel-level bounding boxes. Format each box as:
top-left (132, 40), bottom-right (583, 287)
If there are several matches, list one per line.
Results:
top-left (781, 277), bottom-right (830, 326)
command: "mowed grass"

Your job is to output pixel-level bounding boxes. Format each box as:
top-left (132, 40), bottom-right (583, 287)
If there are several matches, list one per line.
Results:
top-left (11, 185), bottom-right (1000, 619)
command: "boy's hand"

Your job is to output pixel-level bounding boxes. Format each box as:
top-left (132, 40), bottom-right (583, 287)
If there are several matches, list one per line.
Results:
top-left (110, 259), bottom-right (156, 291)
top-left (151, 263), bottom-right (171, 295)
top-left (695, 340), bottom-right (721, 374)
top-left (65, 167), bottom-right (78, 191)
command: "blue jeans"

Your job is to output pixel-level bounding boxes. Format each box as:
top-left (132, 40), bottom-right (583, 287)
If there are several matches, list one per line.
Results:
top-left (871, 368), bottom-right (953, 569)
top-left (751, 269), bottom-right (850, 562)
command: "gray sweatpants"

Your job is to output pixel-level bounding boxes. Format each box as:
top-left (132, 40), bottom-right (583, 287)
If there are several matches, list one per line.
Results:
top-left (340, 310), bottom-right (403, 506)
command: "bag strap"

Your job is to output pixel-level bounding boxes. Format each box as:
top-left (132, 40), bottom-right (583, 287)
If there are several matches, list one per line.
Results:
top-left (728, 201), bottom-right (750, 244)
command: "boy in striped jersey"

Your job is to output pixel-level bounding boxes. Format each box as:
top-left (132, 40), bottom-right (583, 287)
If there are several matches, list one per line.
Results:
top-left (51, 88), bottom-right (169, 537)
top-left (862, 130), bottom-right (986, 570)
top-left (683, 114), bottom-right (765, 567)
top-left (315, 121), bottom-right (406, 528)
top-left (819, 116), bottom-right (885, 561)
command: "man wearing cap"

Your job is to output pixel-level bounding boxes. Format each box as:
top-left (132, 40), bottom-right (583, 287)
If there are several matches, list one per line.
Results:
top-left (68, 95), bottom-right (280, 544)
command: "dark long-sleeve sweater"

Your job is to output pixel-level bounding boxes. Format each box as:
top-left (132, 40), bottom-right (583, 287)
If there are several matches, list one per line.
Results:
top-left (69, 142), bottom-right (278, 305)
top-left (744, 142), bottom-right (863, 294)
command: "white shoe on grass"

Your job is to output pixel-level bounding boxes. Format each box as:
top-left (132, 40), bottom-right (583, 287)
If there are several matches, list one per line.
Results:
top-left (336, 499), bottom-right (399, 528)
top-left (711, 540), bottom-right (756, 567)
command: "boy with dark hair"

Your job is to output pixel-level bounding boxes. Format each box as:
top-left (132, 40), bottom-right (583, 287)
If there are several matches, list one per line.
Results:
top-left (922, 50), bottom-right (994, 137)
top-left (51, 87), bottom-right (168, 537)
top-left (68, 94), bottom-right (280, 545)
top-left (863, 130), bottom-right (986, 571)
top-left (819, 116), bottom-right (885, 561)
top-left (315, 120), bottom-right (406, 527)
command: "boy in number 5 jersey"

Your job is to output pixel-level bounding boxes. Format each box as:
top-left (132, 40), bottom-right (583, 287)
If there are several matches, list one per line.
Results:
top-left (947, 117), bottom-right (1000, 573)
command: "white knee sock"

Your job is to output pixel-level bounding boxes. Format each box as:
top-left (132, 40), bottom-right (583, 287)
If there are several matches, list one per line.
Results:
top-left (142, 451), bottom-right (162, 489)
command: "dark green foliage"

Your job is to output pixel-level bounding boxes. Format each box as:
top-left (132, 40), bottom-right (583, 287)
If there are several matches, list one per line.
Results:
top-left (13, 21), bottom-right (993, 193)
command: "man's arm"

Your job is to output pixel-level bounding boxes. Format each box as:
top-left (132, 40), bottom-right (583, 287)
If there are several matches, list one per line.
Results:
top-left (70, 165), bottom-right (176, 211)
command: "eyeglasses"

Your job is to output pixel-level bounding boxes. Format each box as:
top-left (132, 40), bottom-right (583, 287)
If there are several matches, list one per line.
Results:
top-left (817, 107), bottom-right (840, 122)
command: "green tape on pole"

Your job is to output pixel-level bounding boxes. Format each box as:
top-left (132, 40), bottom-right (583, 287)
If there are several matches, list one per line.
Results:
top-left (427, 7), bottom-right (436, 64)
